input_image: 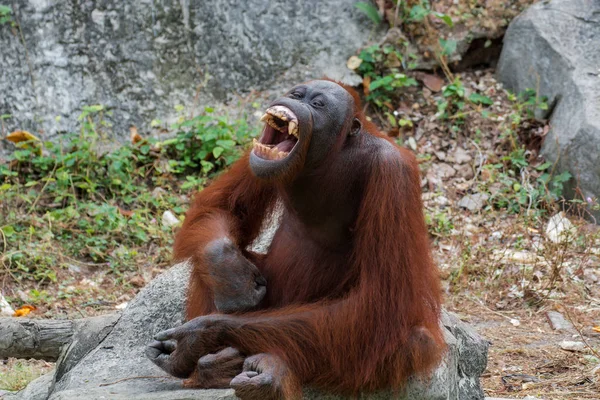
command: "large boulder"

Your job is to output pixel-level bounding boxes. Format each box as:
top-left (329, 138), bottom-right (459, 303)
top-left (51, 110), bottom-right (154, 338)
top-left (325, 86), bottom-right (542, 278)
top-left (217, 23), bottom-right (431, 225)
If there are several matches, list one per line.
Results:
top-left (0, 0), bottom-right (368, 143)
top-left (497, 0), bottom-right (600, 217)
top-left (5, 260), bottom-right (489, 400)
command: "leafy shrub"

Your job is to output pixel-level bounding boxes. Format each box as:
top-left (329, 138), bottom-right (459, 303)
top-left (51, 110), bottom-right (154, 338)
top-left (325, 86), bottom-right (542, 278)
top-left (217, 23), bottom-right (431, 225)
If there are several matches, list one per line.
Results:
top-left (0, 105), bottom-right (257, 283)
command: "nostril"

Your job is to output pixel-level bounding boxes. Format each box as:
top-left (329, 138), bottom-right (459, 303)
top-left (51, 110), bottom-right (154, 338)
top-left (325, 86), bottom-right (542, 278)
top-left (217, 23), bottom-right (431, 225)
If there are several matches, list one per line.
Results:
top-left (255, 275), bottom-right (267, 288)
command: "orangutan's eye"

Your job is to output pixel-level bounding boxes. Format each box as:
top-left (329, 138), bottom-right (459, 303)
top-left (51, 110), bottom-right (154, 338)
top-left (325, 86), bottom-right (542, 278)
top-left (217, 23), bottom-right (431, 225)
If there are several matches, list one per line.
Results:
top-left (311, 99), bottom-right (324, 108)
top-left (290, 92), bottom-right (303, 99)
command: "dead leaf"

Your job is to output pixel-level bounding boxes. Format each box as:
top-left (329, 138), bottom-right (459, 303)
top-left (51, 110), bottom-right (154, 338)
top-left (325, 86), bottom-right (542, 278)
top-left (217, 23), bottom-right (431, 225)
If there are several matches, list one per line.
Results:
top-left (6, 130), bottom-right (42, 155)
top-left (593, 326), bottom-right (600, 333)
top-left (129, 275), bottom-right (145, 288)
top-left (130, 126), bottom-right (143, 145)
top-left (13, 304), bottom-right (36, 317)
top-left (118, 207), bottom-right (134, 217)
top-left (422, 74), bottom-right (444, 92)
top-left (346, 56), bottom-right (362, 70)
top-left (6, 130), bottom-right (40, 144)
top-left (362, 76), bottom-right (371, 97)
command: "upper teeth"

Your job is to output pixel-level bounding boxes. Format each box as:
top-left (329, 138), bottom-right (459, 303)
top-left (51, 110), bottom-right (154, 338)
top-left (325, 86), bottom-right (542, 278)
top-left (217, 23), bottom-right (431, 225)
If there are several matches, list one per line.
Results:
top-left (260, 106), bottom-right (299, 138)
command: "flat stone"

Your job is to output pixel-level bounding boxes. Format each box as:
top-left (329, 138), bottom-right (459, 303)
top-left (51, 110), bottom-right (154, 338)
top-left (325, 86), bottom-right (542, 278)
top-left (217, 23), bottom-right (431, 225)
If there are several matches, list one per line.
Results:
top-left (545, 311), bottom-right (575, 332)
top-left (458, 193), bottom-right (489, 212)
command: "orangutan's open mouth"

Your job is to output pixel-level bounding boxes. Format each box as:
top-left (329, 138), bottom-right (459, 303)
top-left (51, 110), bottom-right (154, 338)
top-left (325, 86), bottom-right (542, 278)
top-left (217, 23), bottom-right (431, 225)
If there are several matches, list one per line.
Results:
top-left (253, 106), bottom-right (299, 161)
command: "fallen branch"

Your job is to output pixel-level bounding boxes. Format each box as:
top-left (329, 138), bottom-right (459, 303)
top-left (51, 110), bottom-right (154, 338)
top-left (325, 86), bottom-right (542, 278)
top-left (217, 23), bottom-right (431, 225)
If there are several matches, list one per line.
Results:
top-left (0, 317), bottom-right (75, 361)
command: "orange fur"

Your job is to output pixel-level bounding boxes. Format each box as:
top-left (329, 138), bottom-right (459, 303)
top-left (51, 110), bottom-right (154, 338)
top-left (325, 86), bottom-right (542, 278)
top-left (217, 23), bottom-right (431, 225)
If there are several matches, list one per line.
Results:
top-left (173, 83), bottom-right (445, 396)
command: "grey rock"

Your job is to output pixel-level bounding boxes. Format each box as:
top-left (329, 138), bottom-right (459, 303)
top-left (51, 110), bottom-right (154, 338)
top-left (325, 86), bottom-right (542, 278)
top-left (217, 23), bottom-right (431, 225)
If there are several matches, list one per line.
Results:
top-left (458, 193), bottom-right (489, 212)
top-left (452, 147), bottom-right (472, 165)
top-left (50, 263), bottom-right (191, 396)
top-left (497, 0), bottom-right (600, 219)
top-left (0, 0), bottom-right (372, 147)
top-left (53, 313), bottom-right (121, 384)
top-left (9, 259), bottom-right (488, 399)
top-left (545, 310), bottom-right (575, 333)
top-left (49, 388), bottom-right (237, 400)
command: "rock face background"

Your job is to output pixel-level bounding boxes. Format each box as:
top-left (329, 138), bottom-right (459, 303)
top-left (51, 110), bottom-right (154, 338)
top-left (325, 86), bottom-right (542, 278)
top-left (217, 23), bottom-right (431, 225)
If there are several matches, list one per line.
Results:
top-left (0, 0), bottom-right (368, 142)
top-left (497, 0), bottom-right (600, 215)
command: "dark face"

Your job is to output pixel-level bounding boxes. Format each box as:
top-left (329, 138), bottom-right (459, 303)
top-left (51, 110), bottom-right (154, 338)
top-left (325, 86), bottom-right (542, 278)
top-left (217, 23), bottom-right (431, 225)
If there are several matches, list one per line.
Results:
top-left (249, 80), bottom-right (357, 181)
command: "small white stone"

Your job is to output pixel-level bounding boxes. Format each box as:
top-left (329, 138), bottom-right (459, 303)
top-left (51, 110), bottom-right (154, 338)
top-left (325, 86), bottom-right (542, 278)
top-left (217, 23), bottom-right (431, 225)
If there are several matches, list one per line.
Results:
top-left (453, 147), bottom-right (472, 164)
top-left (434, 196), bottom-right (449, 206)
top-left (80, 278), bottom-right (98, 287)
top-left (546, 212), bottom-right (576, 243)
top-left (115, 302), bottom-right (128, 310)
top-left (559, 340), bottom-right (586, 352)
top-left (407, 137), bottom-right (417, 151)
top-left (490, 231), bottom-right (503, 240)
top-left (0, 292), bottom-right (14, 316)
top-left (458, 193), bottom-right (489, 211)
top-left (151, 187), bottom-right (167, 198)
top-left (162, 210), bottom-right (180, 227)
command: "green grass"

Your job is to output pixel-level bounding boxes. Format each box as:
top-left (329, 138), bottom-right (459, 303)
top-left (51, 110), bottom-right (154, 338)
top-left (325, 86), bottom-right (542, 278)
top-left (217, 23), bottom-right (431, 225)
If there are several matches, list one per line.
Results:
top-left (0, 360), bottom-right (48, 392)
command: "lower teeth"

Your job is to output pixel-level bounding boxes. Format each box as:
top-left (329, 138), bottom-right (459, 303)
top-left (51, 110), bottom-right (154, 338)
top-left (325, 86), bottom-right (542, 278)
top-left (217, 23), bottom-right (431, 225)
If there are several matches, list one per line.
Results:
top-left (253, 139), bottom-right (289, 160)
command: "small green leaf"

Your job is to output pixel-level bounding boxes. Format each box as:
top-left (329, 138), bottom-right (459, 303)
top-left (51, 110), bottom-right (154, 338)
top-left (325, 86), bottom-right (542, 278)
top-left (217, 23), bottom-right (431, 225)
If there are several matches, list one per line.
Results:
top-left (212, 146), bottom-right (224, 158)
top-left (554, 171), bottom-right (572, 182)
top-left (535, 162), bottom-right (552, 171)
top-left (409, 5), bottom-right (428, 21)
top-left (386, 113), bottom-right (397, 127)
top-left (355, 2), bottom-right (381, 25)
top-left (369, 75), bottom-right (393, 91)
top-left (201, 160), bottom-right (214, 173)
top-left (398, 118), bottom-right (413, 127)
top-left (215, 139), bottom-right (236, 149)
top-left (1, 226), bottom-right (15, 237)
top-left (439, 38), bottom-right (457, 56)
top-left (83, 105), bottom-right (104, 113)
top-left (434, 12), bottom-right (453, 27)
top-left (468, 93), bottom-right (493, 105)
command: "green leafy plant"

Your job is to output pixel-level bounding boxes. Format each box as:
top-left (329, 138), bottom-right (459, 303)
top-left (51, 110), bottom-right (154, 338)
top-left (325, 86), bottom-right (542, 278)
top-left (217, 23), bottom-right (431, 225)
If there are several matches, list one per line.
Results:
top-left (0, 105), bottom-right (257, 284)
top-left (407, 2), bottom-right (453, 28)
top-left (355, 1), bottom-right (381, 25)
top-left (0, 4), bottom-right (14, 26)
top-left (435, 77), bottom-right (493, 122)
top-left (163, 106), bottom-right (256, 178)
top-left (352, 2), bottom-right (456, 112)
top-left (425, 209), bottom-right (454, 237)
top-left (355, 44), bottom-right (418, 108)
top-left (478, 90), bottom-right (567, 217)
top-left (436, 77), bottom-right (466, 120)
top-left (368, 72), bottom-right (418, 108)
